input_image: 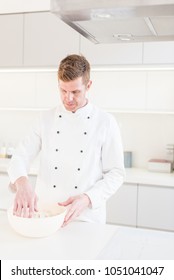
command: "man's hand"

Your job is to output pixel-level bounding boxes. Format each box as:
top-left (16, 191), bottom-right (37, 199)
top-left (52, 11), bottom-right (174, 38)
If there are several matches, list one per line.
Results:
top-left (59, 194), bottom-right (91, 227)
top-left (13, 176), bottom-right (38, 218)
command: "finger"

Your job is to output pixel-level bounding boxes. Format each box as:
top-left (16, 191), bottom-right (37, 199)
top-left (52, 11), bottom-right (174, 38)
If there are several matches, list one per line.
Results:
top-left (63, 210), bottom-right (79, 227)
top-left (64, 206), bottom-right (75, 222)
top-left (13, 199), bottom-right (18, 213)
top-left (58, 197), bottom-right (74, 206)
top-left (34, 195), bottom-right (38, 212)
top-left (22, 201), bottom-right (29, 217)
top-left (28, 199), bottom-right (35, 218)
top-left (64, 203), bottom-right (81, 223)
top-left (16, 203), bottom-right (22, 217)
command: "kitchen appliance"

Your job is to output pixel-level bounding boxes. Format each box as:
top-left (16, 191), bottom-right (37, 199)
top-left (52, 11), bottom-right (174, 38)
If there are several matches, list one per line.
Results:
top-left (51, 0), bottom-right (174, 44)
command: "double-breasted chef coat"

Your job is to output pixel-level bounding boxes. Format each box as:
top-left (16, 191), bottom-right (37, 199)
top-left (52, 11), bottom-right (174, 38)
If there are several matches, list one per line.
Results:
top-left (8, 102), bottom-right (125, 224)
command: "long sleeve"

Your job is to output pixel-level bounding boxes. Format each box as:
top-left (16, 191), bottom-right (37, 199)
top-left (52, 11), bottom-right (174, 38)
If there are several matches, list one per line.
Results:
top-left (85, 114), bottom-right (125, 209)
top-left (7, 116), bottom-right (42, 184)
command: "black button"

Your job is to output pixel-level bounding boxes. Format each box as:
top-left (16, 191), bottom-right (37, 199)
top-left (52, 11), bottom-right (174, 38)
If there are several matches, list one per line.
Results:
top-left (77, 168), bottom-right (80, 171)
top-left (53, 185), bottom-right (56, 188)
top-left (57, 131), bottom-right (60, 134)
top-left (84, 132), bottom-right (87, 135)
top-left (59, 115), bottom-right (62, 118)
top-left (55, 167), bottom-right (58, 169)
top-left (87, 116), bottom-right (90, 119)
top-left (55, 149), bottom-right (58, 152)
top-left (74, 186), bottom-right (78, 189)
top-left (80, 150), bottom-right (83, 153)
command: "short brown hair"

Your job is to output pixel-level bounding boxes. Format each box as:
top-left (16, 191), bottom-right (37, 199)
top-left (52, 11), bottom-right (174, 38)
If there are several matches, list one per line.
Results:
top-left (58, 54), bottom-right (90, 86)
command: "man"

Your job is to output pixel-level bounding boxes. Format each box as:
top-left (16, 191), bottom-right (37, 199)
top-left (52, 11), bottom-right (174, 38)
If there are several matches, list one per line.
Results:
top-left (8, 54), bottom-right (125, 226)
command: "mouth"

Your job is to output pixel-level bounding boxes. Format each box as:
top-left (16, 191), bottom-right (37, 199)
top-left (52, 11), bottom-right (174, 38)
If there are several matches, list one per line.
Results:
top-left (65, 102), bottom-right (75, 107)
top-left (64, 103), bottom-right (76, 111)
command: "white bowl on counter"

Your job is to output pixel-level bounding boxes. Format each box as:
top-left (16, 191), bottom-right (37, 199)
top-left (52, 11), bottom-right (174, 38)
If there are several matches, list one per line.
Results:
top-left (7, 202), bottom-right (66, 238)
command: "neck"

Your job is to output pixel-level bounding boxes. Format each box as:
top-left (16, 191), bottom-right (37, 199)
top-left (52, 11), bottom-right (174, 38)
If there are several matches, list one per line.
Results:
top-left (72, 99), bottom-right (88, 113)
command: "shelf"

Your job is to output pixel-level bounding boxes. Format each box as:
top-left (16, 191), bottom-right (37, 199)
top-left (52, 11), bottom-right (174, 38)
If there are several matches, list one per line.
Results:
top-left (103, 108), bottom-right (174, 115)
top-left (0, 107), bottom-right (50, 111)
top-left (1, 64), bottom-right (174, 73)
top-left (0, 107), bottom-right (174, 114)
top-left (92, 64), bottom-right (174, 72)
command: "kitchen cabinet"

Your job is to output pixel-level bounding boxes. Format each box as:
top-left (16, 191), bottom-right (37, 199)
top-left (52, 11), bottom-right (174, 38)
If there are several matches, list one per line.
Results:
top-left (24, 12), bottom-right (80, 67)
top-left (0, 14), bottom-right (23, 67)
top-left (137, 184), bottom-right (174, 231)
top-left (80, 36), bottom-right (143, 65)
top-left (143, 42), bottom-right (174, 64)
top-left (106, 183), bottom-right (137, 227)
top-left (80, 38), bottom-right (174, 66)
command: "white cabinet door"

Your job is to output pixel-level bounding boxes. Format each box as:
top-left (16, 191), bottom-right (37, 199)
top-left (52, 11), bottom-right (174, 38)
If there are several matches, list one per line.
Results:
top-left (106, 183), bottom-right (137, 226)
top-left (0, 14), bottom-right (23, 67)
top-left (80, 36), bottom-right (143, 65)
top-left (137, 185), bottom-right (174, 231)
top-left (24, 12), bottom-right (80, 67)
top-left (143, 42), bottom-right (174, 64)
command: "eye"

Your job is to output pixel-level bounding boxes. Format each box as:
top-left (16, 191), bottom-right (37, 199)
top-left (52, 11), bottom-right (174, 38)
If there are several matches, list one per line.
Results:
top-left (72, 90), bottom-right (80, 95)
top-left (61, 89), bottom-right (67, 94)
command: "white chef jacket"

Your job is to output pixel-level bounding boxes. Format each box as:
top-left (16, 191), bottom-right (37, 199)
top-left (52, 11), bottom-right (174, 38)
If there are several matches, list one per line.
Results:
top-left (8, 102), bottom-right (125, 224)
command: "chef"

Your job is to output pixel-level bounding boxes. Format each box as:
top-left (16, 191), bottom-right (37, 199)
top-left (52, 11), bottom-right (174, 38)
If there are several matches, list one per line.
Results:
top-left (8, 54), bottom-right (125, 226)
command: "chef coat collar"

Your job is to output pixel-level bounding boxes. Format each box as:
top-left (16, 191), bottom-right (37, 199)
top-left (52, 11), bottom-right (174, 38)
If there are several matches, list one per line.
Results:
top-left (58, 101), bottom-right (93, 117)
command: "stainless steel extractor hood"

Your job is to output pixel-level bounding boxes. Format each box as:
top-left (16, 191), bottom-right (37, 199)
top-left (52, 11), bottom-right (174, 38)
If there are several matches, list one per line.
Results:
top-left (51, 0), bottom-right (174, 43)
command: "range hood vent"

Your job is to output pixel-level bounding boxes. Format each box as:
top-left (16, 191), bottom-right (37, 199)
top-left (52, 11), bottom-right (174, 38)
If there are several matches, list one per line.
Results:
top-left (51, 0), bottom-right (174, 44)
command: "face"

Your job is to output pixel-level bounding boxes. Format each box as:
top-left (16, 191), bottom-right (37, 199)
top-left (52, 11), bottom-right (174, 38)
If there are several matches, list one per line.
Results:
top-left (59, 77), bottom-right (92, 112)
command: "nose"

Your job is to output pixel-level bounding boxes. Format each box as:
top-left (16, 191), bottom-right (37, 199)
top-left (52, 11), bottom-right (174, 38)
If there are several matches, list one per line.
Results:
top-left (66, 92), bottom-right (74, 102)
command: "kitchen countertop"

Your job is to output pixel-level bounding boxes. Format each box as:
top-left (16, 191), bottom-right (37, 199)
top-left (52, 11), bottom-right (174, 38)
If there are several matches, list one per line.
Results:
top-left (1, 158), bottom-right (174, 187)
top-left (0, 158), bottom-right (39, 175)
top-left (1, 211), bottom-right (174, 260)
top-left (125, 167), bottom-right (174, 187)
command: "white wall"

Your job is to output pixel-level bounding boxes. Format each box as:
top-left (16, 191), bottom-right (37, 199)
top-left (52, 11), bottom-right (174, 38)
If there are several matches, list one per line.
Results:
top-left (114, 113), bottom-right (174, 168)
top-left (0, 69), bottom-right (174, 168)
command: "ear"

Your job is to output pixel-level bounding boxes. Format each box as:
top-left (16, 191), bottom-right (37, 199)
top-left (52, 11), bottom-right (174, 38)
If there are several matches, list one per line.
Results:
top-left (86, 80), bottom-right (92, 91)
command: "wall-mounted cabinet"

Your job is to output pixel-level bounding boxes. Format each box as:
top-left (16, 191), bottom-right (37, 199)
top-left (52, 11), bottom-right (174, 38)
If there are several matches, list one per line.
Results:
top-left (0, 12), bottom-right (80, 68)
top-left (0, 12), bottom-right (174, 68)
top-left (23, 12), bottom-right (80, 67)
top-left (0, 14), bottom-right (23, 67)
top-left (80, 37), bottom-right (143, 65)
top-left (143, 42), bottom-right (174, 64)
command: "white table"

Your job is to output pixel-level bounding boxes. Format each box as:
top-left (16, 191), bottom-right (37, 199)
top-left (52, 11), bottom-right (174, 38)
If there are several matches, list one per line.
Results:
top-left (1, 211), bottom-right (174, 260)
